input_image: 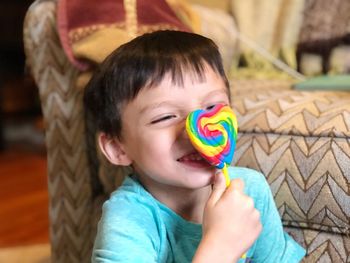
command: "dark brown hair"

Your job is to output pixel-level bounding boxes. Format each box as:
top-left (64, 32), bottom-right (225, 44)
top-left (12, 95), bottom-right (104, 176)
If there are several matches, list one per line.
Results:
top-left (84, 30), bottom-right (229, 139)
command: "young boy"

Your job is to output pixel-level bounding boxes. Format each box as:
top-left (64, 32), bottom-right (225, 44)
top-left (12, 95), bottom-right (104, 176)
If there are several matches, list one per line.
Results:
top-left (84, 30), bottom-right (305, 262)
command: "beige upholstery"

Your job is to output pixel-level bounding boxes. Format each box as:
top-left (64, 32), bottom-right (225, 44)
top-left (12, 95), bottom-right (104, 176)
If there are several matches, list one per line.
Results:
top-left (24, 0), bottom-right (350, 262)
top-left (24, 1), bottom-right (99, 262)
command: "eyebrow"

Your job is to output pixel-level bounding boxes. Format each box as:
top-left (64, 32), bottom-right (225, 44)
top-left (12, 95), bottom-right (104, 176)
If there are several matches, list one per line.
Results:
top-left (139, 89), bottom-right (229, 115)
top-left (203, 89), bottom-right (229, 100)
top-left (139, 101), bottom-right (179, 115)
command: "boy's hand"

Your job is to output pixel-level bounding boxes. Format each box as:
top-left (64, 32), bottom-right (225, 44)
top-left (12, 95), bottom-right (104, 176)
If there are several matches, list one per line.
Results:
top-left (193, 172), bottom-right (262, 263)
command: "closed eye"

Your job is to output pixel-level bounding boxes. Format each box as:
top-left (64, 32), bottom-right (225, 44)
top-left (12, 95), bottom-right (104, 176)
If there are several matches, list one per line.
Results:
top-left (205, 102), bottom-right (228, 111)
top-left (150, 115), bottom-right (176, 124)
top-left (206, 105), bottom-right (216, 110)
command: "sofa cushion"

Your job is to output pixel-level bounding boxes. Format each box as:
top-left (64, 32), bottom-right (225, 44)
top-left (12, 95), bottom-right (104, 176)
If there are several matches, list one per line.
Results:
top-left (233, 89), bottom-right (350, 138)
top-left (285, 227), bottom-right (349, 263)
top-left (234, 132), bottom-right (350, 235)
top-left (231, 85), bottom-right (350, 235)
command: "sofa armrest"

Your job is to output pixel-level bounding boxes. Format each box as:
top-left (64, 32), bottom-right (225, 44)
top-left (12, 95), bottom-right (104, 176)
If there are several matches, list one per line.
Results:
top-left (24, 0), bottom-right (101, 261)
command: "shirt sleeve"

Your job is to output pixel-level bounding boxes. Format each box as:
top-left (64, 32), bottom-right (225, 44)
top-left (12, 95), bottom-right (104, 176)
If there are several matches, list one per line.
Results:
top-left (92, 196), bottom-right (160, 263)
top-left (243, 169), bottom-right (306, 262)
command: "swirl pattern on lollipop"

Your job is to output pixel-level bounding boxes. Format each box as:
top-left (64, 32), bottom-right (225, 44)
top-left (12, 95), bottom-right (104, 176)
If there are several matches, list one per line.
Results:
top-left (187, 104), bottom-right (245, 259)
top-left (186, 104), bottom-right (238, 185)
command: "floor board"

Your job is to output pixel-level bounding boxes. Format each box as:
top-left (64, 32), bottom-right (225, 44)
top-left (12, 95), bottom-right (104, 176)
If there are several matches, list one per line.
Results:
top-left (0, 150), bottom-right (49, 247)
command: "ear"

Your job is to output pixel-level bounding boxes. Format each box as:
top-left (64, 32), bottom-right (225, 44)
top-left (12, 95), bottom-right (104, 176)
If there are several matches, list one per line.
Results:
top-left (98, 133), bottom-right (132, 166)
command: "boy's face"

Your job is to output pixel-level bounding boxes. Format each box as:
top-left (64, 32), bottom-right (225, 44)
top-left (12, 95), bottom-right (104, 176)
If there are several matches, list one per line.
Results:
top-left (118, 66), bottom-right (230, 193)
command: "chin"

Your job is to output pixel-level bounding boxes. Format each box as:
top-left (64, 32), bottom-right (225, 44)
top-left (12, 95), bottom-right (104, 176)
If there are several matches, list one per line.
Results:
top-left (185, 171), bottom-right (214, 189)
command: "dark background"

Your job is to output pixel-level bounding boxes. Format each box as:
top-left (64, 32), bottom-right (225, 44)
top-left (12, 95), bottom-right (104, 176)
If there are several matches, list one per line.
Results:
top-left (0, 0), bottom-right (42, 151)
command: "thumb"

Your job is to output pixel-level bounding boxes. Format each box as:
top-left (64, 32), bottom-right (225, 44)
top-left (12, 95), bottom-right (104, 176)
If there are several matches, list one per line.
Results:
top-left (208, 171), bottom-right (227, 205)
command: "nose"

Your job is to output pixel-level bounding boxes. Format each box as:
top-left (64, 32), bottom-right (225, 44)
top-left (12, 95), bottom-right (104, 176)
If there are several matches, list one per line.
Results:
top-left (178, 106), bottom-right (200, 141)
top-left (177, 117), bottom-right (190, 140)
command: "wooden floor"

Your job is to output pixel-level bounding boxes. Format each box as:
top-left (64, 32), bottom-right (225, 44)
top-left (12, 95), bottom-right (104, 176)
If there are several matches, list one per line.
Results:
top-left (0, 148), bottom-right (49, 248)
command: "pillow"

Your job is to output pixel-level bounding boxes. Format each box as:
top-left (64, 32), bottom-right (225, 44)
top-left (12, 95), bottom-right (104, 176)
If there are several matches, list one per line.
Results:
top-left (229, 0), bottom-right (304, 79)
top-left (57, 0), bottom-right (192, 71)
top-left (296, 0), bottom-right (350, 75)
top-left (188, 0), bottom-right (231, 13)
top-left (190, 3), bottom-right (239, 72)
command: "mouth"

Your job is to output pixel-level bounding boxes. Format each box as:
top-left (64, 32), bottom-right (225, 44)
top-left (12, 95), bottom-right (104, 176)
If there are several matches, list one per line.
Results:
top-left (177, 152), bottom-right (211, 168)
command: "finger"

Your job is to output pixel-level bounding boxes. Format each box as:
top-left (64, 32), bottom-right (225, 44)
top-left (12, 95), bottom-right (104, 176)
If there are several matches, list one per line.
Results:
top-left (252, 209), bottom-right (261, 222)
top-left (229, 178), bottom-right (245, 193)
top-left (208, 171), bottom-right (227, 205)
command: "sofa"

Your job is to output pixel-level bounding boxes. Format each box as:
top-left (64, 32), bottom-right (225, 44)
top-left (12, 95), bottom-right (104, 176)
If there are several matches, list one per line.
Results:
top-left (24, 0), bottom-right (350, 262)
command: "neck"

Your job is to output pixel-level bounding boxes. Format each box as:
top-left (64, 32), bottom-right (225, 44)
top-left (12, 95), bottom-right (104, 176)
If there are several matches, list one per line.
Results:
top-left (165, 187), bottom-right (211, 223)
top-left (137, 176), bottom-right (211, 224)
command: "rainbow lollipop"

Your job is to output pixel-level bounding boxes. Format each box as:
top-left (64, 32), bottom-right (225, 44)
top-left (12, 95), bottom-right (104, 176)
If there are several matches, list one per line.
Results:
top-left (186, 104), bottom-right (238, 186)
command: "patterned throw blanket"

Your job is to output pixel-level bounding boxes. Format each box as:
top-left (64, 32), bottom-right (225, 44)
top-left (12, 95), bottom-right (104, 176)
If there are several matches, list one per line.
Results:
top-left (57, 0), bottom-right (195, 71)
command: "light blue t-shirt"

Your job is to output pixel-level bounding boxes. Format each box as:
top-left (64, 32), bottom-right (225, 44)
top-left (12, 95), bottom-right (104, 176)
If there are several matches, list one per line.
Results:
top-left (92, 167), bottom-right (305, 262)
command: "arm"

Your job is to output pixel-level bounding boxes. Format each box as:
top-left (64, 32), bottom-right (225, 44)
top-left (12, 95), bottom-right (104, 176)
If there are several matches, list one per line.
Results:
top-left (192, 172), bottom-right (262, 263)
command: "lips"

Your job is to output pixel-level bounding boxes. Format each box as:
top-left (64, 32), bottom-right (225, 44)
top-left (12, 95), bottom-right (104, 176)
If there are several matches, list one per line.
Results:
top-left (177, 152), bottom-right (211, 168)
top-left (178, 152), bottom-right (204, 161)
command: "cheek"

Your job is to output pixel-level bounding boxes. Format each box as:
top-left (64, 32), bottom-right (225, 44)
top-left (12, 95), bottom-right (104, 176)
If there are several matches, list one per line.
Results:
top-left (140, 130), bottom-right (175, 160)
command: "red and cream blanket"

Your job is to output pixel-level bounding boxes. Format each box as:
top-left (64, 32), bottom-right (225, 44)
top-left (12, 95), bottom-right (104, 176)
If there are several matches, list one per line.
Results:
top-left (57, 0), bottom-right (197, 71)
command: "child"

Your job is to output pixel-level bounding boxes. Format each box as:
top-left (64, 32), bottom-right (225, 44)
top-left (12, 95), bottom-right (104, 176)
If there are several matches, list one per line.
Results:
top-left (84, 30), bottom-right (305, 262)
